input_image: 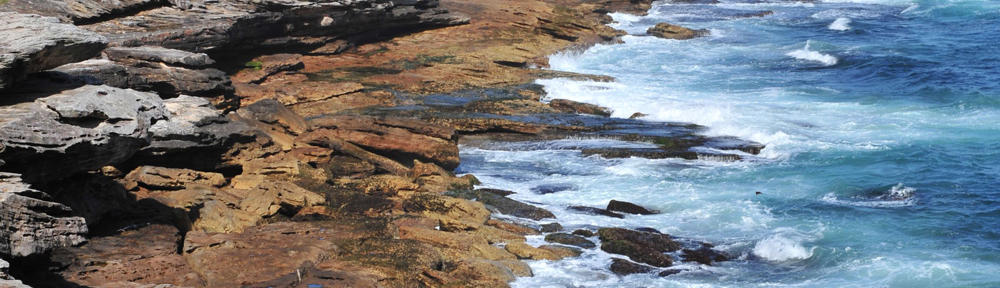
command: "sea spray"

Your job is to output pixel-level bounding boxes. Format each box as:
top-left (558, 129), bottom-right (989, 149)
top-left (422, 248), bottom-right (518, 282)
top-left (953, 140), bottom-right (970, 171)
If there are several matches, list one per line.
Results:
top-left (829, 17), bottom-right (852, 30)
top-left (787, 40), bottom-right (838, 66)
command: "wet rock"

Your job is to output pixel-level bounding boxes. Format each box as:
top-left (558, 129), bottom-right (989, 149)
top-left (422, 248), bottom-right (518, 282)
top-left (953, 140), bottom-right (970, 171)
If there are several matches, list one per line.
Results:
top-left (680, 246), bottom-right (730, 265)
top-left (610, 258), bottom-right (654, 275)
top-left (572, 229), bottom-right (595, 237)
top-left (635, 227), bottom-right (662, 234)
top-left (0, 173), bottom-right (88, 257)
top-left (647, 22), bottom-right (709, 40)
top-left (0, 12), bottom-right (107, 90)
top-left (607, 200), bottom-right (658, 215)
top-left (540, 222), bottom-right (563, 233)
top-left (0, 85), bottom-right (166, 183)
top-left (658, 268), bottom-right (683, 277)
top-left (544, 233), bottom-right (596, 249)
top-left (568, 206), bottom-right (625, 218)
top-left (628, 112), bottom-right (648, 119)
top-left (446, 189), bottom-right (555, 221)
top-left (598, 228), bottom-right (681, 267)
top-left (51, 224), bottom-right (202, 286)
top-left (549, 99), bottom-right (612, 117)
top-left (531, 183), bottom-right (576, 194)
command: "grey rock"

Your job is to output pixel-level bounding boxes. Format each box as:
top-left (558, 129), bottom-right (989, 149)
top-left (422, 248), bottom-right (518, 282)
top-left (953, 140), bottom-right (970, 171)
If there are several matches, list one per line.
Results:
top-left (0, 12), bottom-right (107, 90)
top-left (0, 0), bottom-right (165, 24)
top-left (0, 172), bottom-right (88, 258)
top-left (77, 0), bottom-right (468, 52)
top-left (50, 58), bottom-right (230, 97)
top-left (104, 46), bottom-right (215, 67)
top-left (544, 233), bottom-right (596, 249)
top-left (146, 95), bottom-right (253, 152)
top-left (0, 85), bottom-right (166, 182)
top-left (610, 258), bottom-right (654, 275)
top-left (607, 200), bottom-right (658, 215)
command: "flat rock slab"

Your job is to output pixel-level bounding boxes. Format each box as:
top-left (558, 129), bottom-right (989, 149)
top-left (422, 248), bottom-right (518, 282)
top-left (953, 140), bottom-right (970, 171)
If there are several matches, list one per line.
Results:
top-left (0, 12), bottom-right (107, 90)
top-left (0, 173), bottom-right (87, 257)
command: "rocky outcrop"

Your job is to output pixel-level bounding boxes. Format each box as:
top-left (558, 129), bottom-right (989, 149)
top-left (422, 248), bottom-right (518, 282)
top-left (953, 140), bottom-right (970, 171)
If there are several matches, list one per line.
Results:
top-left (647, 22), bottom-right (709, 40)
top-left (568, 206), bottom-right (625, 218)
top-left (0, 85), bottom-right (166, 183)
top-left (607, 199), bottom-right (659, 215)
top-left (310, 115), bottom-right (460, 170)
top-left (0, 173), bottom-right (88, 257)
top-left (0, 12), bottom-right (107, 90)
top-left (76, 0), bottom-right (469, 53)
top-left (50, 49), bottom-right (231, 97)
top-left (598, 228), bottom-right (681, 267)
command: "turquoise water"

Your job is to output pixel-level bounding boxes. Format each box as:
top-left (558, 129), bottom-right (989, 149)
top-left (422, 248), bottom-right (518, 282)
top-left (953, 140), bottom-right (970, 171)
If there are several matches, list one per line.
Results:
top-left (456, 0), bottom-right (1000, 287)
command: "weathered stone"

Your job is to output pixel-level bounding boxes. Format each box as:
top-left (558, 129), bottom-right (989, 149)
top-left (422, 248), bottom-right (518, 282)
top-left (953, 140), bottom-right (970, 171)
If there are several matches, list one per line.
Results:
top-left (505, 242), bottom-right (577, 261)
top-left (486, 219), bottom-right (539, 235)
top-left (609, 258), bottom-right (654, 275)
top-left (51, 224), bottom-right (203, 287)
top-left (544, 233), bottom-right (596, 249)
top-left (607, 199), bottom-right (659, 215)
top-left (232, 53), bottom-right (304, 84)
top-left (146, 95), bottom-right (254, 153)
top-left (598, 228), bottom-right (681, 267)
top-left (549, 99), bottom-right (612, 117)
top-left (0, 85), bottom-right (166, 182)
top-left (531, 183), bottom-right (575, 194)
top-left (647, 22), bottom-right (709, 40)
top-left (49, 57), bottom-right (230, 97)
top-left (123, 166), bottom-right (226, 191)
top-left (104, 46), bottom-right (215, 67)
top-left (0, 0), bottom-right (165, 24)
top-left (0, 12), bottom-right (107, 90)
top-left (572, 229), bottom-right (595, 237)
top-left (310, 115), bottom-right (459, 170)
top-left (0, 173), bottom-right (87, 257)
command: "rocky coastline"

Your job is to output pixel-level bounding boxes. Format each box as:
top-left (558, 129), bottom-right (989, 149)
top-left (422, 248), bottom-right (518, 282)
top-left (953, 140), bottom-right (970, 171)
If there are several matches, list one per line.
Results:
top-left (0, 0), bottom-right (763, 287)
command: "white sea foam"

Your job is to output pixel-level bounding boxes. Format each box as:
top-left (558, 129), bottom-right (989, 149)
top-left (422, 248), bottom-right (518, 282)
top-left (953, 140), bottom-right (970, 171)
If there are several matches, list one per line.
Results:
top-left (787, 40), bottom-right (838, 66)
top-left (829, 17), bottom-right (852, 30)
top-left (753, 234), bottom-right (815, 261)
top-left (820, 183), bottom-right (917, 208)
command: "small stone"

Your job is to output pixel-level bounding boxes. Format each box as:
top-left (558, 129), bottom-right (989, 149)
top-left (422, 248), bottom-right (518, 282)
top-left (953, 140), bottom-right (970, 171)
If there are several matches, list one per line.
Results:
top-left (572, 229), bottom-right (594, 237)
top-left (540, 223), bottom-right (563, 233)
top-left (568, 206), bottom-right (624, 218)
top-left (607, 200), bottom-right (658, 215)
top-left (610, 258), bottom-right (654, 275)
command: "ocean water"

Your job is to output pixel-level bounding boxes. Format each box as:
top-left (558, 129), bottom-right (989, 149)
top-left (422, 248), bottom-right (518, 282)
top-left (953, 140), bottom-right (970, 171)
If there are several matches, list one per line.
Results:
top-left (455, 0), bottom-right (1000, 287)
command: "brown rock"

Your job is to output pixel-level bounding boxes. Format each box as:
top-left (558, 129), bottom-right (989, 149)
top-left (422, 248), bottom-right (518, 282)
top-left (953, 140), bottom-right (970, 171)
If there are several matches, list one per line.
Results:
top-left (52, 225), bottom-right (202, 287)
top-left (549, 99), bottom-right (612, 117)
top-left (231, 54), bottom-right (304, 84)
top-left (598, 228), bottom-right (681, 267)
top-left (647, 23), bottom-right (709, 40)
top-left (310, 115), bottom-right (459, 170)
top-left (122, 166), bottom-right (226, 191)
top-left (486, 219), bottom-right (540, 235)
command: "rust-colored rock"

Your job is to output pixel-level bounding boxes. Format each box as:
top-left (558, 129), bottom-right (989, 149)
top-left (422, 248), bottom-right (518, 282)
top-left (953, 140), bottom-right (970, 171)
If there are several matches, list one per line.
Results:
top-left (647, 22), bottom-right (709, 40)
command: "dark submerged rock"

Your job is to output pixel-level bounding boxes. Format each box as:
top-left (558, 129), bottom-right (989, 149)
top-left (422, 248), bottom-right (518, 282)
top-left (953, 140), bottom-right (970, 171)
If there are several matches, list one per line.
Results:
top-left (531, 183), bottom-right (575, 194)
top-left (609, 258), bottom-right (654, 275)
top-left (658, 269), bottom-right (683, 277)
top-left (568, 206), bottom-right (624, 218)
top-left (544, 233), bottom-right (596, 249)
top-left (607, 200), bottom-right (658, 215)
top-left (681, 246), bottom-right (730, 265)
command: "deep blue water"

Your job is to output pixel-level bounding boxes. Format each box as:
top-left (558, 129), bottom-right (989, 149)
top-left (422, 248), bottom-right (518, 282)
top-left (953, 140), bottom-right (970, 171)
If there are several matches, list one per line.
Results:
top-left (455, 0), bottom-right (1000, 286)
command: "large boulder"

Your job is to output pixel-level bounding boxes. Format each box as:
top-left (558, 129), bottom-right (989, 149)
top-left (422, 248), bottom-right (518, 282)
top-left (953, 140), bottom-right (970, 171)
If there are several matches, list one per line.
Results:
top-left (646, 22), bottom-right (709, 40)
top-left (0, 0), bottom-right (164, 24)
top-left (0, 173), bottom-right (88, 257)
top-left (598, 228), bottom-right (681, 267)
top-left (50, 56), bottom-right (231, 97)
top-left (0, 85), bottom-right (166, 182)
top-left (0, 12), bottom-right (107, 90)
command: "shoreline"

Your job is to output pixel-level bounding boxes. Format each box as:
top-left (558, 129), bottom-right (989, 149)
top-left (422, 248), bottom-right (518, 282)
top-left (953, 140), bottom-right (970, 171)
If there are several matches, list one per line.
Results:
top-left (0, 0), bottom-right (767, 286)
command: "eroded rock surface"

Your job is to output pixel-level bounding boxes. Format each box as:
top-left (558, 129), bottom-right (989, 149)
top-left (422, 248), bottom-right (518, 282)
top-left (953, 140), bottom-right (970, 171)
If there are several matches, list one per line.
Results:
top-left (0, 173), bottom-right (87, 257)
top-left (0, 12), bottom-right (107, 90)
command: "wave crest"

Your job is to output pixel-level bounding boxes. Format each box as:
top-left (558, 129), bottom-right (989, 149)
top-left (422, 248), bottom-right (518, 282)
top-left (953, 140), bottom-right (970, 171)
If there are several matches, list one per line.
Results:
top-left (829, 17), bottom-right (852, 30)
top-left (787, 40), bottom-right (839, 66)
